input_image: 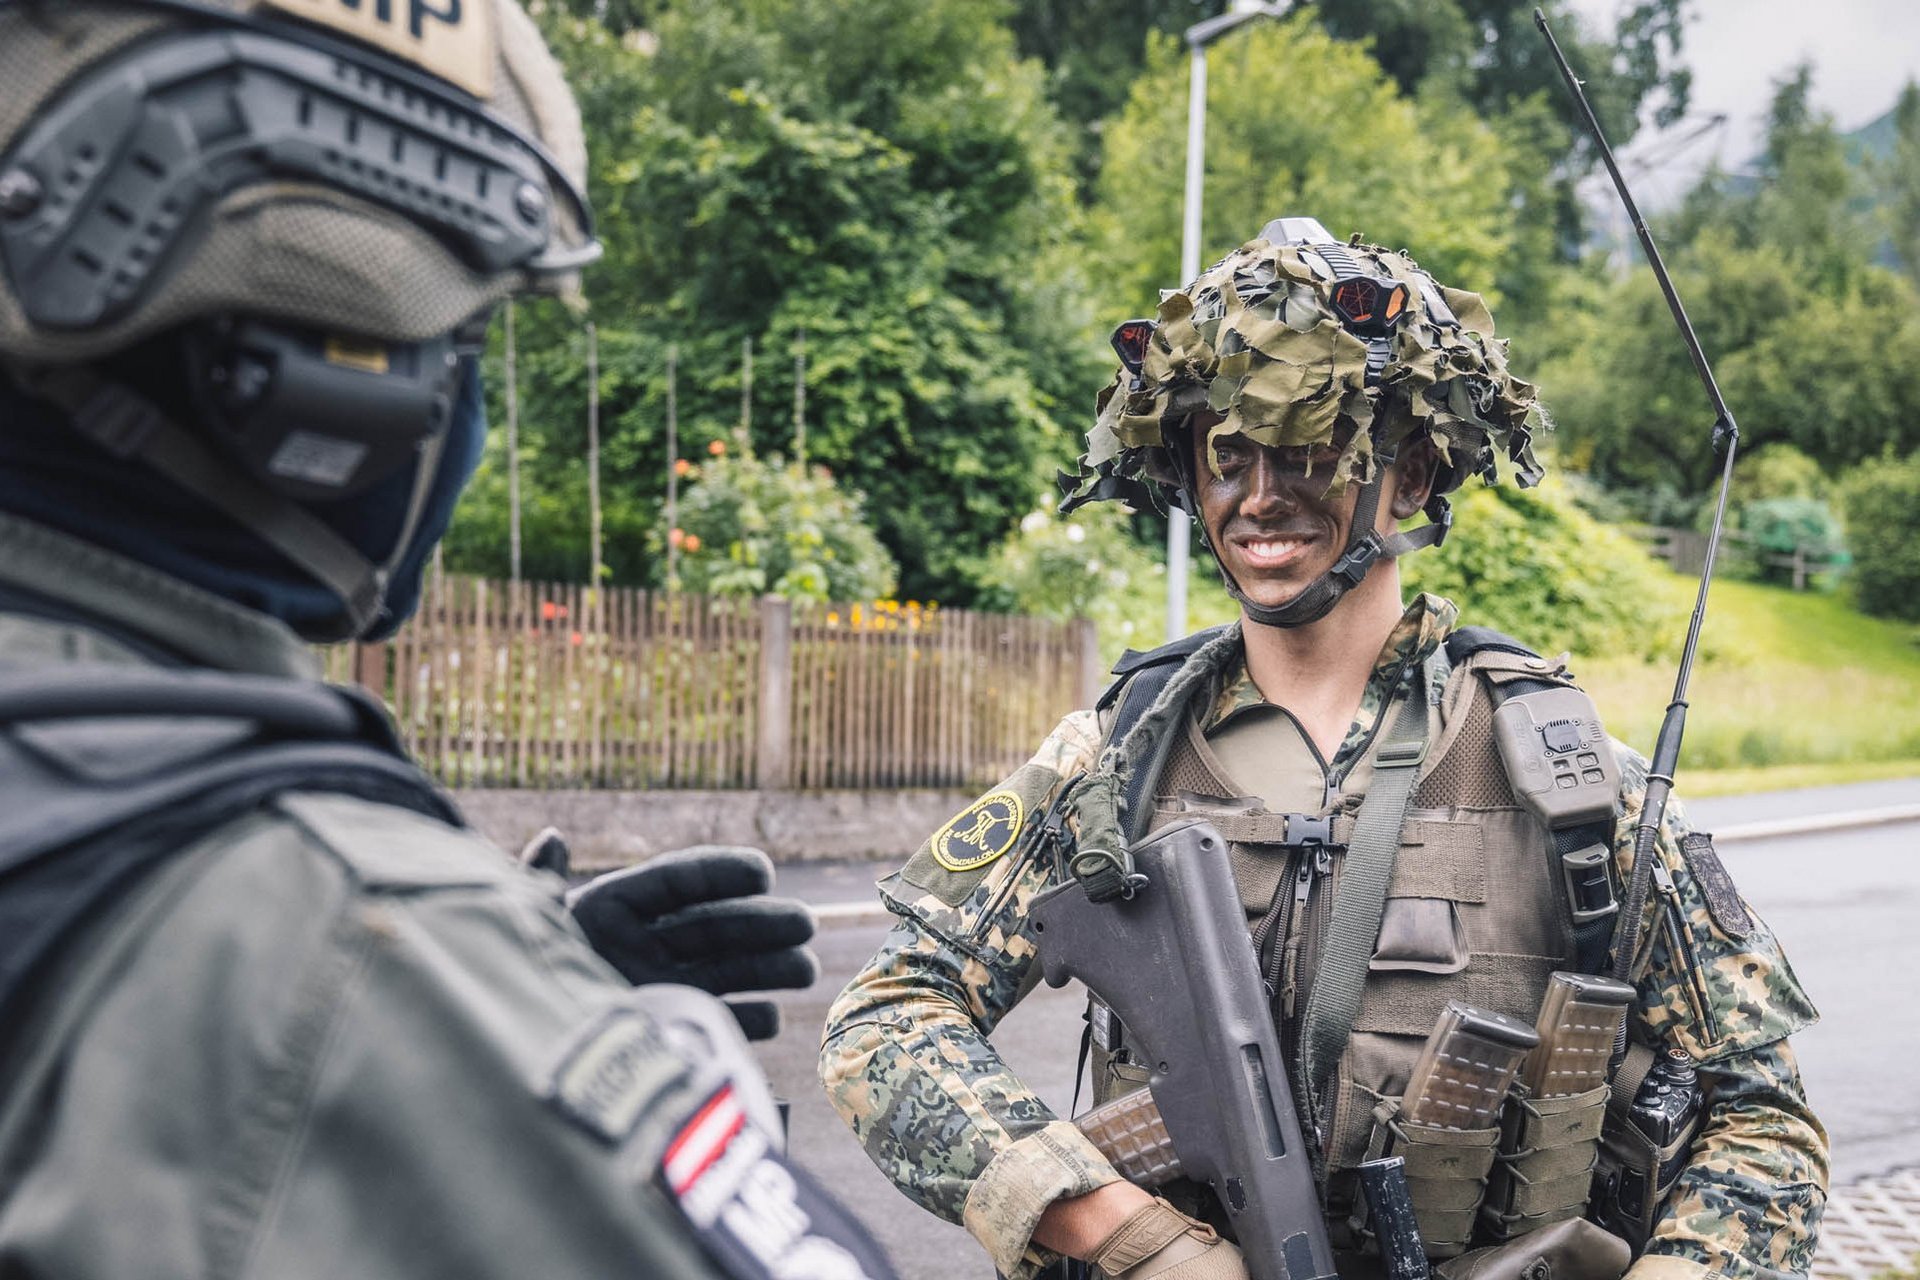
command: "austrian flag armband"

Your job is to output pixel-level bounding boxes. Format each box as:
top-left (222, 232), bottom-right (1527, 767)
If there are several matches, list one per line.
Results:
top-left (662, 1085), bottom-right (902, 1280)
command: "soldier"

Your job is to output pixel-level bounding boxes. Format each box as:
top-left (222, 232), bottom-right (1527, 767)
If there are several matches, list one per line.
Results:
top-left (0, 3), bottom-right (892, 1277)
top-left (821, 220), bottom-right (1826, 1280)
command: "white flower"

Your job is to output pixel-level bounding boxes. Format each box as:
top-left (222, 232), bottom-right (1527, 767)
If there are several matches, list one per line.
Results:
top-left (1020, 511), bottom-right (1048, 534)
top-left (1065, 524), bottom-right (1087, 543)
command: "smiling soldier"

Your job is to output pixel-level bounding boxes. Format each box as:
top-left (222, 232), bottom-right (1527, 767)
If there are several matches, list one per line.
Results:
top-left (820, 219), bottom-right (1826, 1280)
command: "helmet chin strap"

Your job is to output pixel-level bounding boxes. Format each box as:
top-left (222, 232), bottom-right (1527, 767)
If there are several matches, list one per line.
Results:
top-left (1194, 442), bottom-right (1453, 631)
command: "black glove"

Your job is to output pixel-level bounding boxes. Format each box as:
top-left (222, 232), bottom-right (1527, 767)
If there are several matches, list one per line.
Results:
top-left (566, 845), bottom-right (818, 1041)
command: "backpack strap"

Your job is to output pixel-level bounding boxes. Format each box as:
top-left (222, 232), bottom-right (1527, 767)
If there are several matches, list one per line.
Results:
top-left (0, 664), bottom-right (458, 1041)
top-left (1441, 628), bottom-right (1617, 976)
top-left (1097, 625), bottom-right (1231, 843)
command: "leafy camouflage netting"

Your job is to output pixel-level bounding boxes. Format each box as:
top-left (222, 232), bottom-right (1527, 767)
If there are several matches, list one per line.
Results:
top-left (1061, 235), bottom-right (1548, 512)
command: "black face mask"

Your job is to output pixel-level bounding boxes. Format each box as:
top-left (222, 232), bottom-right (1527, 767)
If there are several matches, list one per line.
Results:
top-left (0, 357), bottom-right (488, 642)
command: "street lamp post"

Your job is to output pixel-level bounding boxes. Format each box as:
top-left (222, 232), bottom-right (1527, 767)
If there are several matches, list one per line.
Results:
top-left (1165, 0), bottom-right (1294, 643)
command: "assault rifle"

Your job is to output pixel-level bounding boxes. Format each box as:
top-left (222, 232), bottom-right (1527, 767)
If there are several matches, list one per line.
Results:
top-left (1033, 817), bottom-right (1426, 1280)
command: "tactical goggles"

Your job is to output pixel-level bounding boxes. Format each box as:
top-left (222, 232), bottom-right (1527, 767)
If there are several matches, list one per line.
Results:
top-left (0, 0), bottom-right (600, 332)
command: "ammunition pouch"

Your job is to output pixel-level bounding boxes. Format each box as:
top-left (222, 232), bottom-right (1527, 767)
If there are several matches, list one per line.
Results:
top-left (1357, 1097), bottom-right (1501, 1258)
top-left (1433, 1217), bottom-right (1630, 1280)
top-left (1482, 1082), bottom-right (1609, 1241)
top-left (1590, 1046), bottom-right (1698, 1253)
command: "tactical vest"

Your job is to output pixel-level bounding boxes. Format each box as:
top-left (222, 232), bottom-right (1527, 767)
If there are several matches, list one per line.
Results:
top-left (1086, 634), bottom-right (1598, 1256)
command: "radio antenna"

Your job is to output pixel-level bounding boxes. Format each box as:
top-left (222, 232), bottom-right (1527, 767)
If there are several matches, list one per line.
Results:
top-left (1534, 9), bottom-right (1742, 983)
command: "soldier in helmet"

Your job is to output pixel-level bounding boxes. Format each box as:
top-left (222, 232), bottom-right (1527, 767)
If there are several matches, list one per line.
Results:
top-left (820, 222), bottom-right (1825, 1280)
top-left (0, 3), bottom-right (893, 1276)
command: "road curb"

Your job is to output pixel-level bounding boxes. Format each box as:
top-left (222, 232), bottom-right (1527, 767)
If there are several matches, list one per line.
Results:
top-left (808, 804), bottom-right (1919, 925)
top-left (1715, 803), bottom-right (1920, 845)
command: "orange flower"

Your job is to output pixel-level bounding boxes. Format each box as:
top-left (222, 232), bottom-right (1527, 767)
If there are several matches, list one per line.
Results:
top-left (673, 458), bottom-right (693, 477)
top-left (668, 527), bottom-right (686, 548)
top-left (707, 439), bottom-right (726, 457)
top-left (683, 534), bottom-right (703, 553)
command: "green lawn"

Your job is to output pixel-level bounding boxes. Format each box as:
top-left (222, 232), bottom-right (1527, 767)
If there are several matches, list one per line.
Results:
top-left (1576, 578), bottom-right (1920, 784)
top-left (1121, 565), bottom-right (1920, 797)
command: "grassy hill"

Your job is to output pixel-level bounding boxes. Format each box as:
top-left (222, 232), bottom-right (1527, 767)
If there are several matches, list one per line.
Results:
top-left (1578, 577), bottom-right (1920, 795)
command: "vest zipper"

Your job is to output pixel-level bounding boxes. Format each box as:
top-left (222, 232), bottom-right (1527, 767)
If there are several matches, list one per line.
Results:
top-left (1279, 845), bottom-right (1333, 1021)
top-left (1652, 860), bottom-right (1720, 1044)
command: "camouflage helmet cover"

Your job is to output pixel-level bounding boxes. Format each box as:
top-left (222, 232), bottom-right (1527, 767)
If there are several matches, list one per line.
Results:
top-left (1062, 233), bottom-right (1547, 512)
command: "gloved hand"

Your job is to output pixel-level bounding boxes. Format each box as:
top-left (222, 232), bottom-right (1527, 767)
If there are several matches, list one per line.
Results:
top-left (1087, 1197), bottom-right (1249, 1280)
top-left (566, 845), bottom-right (818, 1042)
top-left (1434, 1219), bottom-right (1631, 1280)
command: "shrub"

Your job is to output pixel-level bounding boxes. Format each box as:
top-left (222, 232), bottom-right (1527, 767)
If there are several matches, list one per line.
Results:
top-left (660, 452), bottom-right (897, 602)
top-left (1732, 496), bottom-right (1848, 585)
top-left (973, 499), bottom-right (1167, 652)
top-left (1403, 476), bottom-right (1690, 660)
top-left (1841, 450), bottom-right (1920, 620)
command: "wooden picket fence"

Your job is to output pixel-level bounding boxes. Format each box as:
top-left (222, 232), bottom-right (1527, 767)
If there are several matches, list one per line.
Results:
top-left (321, 572), bottom-right (1099, 792)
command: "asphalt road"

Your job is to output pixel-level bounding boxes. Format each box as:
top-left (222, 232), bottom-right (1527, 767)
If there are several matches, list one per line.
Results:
top-left (747, 806), bottom-right (1920, 1280)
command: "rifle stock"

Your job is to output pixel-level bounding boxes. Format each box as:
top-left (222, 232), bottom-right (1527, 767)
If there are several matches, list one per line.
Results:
top-left (1033, 817), bottom-right (1339, 1280)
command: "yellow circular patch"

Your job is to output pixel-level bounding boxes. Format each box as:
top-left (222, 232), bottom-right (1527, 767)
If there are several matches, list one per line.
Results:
top-left (931, 791), bottom-right (1026, 873)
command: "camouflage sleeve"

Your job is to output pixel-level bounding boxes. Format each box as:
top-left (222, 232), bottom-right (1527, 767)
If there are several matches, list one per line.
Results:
top-left (820, 711), bottom-right (1122, 1280)
top-left (1611, 744), bottom-right (1829, 1280)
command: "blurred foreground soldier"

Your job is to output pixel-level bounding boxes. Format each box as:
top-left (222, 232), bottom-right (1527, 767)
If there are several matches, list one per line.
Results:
top-left (821, 221), bottom-right (1825, 1280)
top-left (0, 3), bottom-right (888, 1276)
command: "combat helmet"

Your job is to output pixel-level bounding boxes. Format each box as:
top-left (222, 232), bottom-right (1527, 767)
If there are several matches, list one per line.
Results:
top-left (1060, 217), bottom-right (1545, 628)
top-left (0, 0), bottom-right (599, 638)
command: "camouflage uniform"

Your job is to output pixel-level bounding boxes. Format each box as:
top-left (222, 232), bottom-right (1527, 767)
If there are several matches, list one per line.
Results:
top-left (820, 594), bottom-right (1826, 1280)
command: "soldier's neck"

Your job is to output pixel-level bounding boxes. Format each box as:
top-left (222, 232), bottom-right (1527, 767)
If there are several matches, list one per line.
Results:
top-left (1240, 566), bottom-right (1407, 763)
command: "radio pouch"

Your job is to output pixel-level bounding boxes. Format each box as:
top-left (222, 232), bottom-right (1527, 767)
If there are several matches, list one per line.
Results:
top-left (1590, 1044), bottom-right (1697, 1253)
top-left (1481, 1081), bottom-right (1609, 1241)
top-left (1356, 1096), bottom-right (1502, 1258)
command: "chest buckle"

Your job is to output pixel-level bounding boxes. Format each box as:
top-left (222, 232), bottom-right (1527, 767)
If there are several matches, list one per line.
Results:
top-left (1283, 813), bottom-right (1341, 850)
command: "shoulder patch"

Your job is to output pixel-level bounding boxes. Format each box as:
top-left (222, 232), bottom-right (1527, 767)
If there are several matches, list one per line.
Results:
top-left (664, 1085), bottom-right (899, 1280)
top-left (260, 0), bottom-right (498, 98)
top-left (547, 1007), bottom-right (690, 1146)
top-left (929, 790), bottom-right (1025, 873)
top-left (1678, 832), bottom-right (1753, 939)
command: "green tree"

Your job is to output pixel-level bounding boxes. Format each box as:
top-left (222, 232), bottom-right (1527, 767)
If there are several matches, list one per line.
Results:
top-left (1543, 231), bottom-right (1920, 492)
top-left (665, 451), bottom-right (898, 602)
top-left (1313, 0), bottom-right (1689, 140)
top-left (1008, 0), bottom-right (1688, 203)
top-left (1085, 15), bottom-right (1534, 326)
top-left (1840, 450), bottom-right (1920, 620)
top-left (1879, 80), bottom-right (1920, 284)
top-left (1543, 69), bottom-right (1920, 495)
top-left (448, 2), bottom-right (1090, 602)
top-left (974, 498), bottom-right (1168, 656)
top-left (1403, 477), bottom-right (1687, 660)
top-left (1005, 0), bottom-right (1201, 181)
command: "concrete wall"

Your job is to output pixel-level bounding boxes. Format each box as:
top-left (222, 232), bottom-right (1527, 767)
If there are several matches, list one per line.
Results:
top-left (455, 788), bottom-right (973, 870)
